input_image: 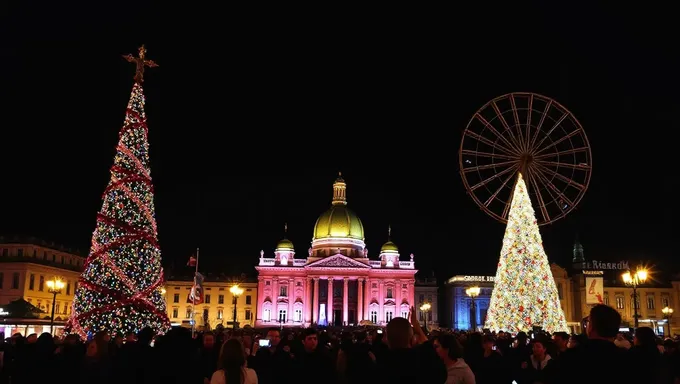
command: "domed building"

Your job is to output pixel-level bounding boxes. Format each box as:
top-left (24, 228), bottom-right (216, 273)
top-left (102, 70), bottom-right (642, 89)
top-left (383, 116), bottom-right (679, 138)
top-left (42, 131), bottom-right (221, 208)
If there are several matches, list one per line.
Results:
top-left (255, 174), bottom-right (417, 327)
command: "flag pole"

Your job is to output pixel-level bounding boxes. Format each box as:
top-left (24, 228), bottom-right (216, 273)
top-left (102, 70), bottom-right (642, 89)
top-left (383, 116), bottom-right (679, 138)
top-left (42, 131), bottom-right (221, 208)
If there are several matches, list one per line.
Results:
top-left (192, 247), bottom-right (199, 337)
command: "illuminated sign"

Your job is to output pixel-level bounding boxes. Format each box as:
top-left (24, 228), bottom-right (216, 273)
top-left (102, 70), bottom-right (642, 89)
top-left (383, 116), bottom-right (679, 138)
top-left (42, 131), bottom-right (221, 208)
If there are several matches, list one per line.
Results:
top-left (583, 270), bottom-right (604, 275)
top-left (448, 275), bottom-right (495, 283)
top-left (581, 260), bottom-right (629, 271)
top-left (0, 308), bottom-right (9, 316)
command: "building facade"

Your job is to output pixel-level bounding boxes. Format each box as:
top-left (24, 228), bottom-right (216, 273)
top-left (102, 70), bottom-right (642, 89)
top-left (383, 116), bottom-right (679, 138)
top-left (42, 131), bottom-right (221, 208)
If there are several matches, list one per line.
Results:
top-left (255, 174), bottom-right (417, 327)
top-left (445, 264), bottom-right (580, 330)
top-left (445, 241), bottom-right (680, 335)
top-left (415, 276), bottom-right (439, 328)
top-left (163, 276), bottom-right (258, 330)
top-left (0, 238), bottom-right (86, 335)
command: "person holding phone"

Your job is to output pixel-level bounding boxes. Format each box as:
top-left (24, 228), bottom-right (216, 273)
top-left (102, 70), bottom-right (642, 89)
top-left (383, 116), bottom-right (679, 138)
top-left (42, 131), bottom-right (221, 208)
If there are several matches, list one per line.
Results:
top-left (250, 329), bottom-right (292, 382)
top-left (476, 336), bottom-right (505, 384)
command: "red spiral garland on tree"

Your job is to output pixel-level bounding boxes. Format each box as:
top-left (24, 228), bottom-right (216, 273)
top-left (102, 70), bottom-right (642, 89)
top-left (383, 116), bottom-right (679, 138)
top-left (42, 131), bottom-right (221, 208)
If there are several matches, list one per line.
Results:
top-left (67, 82), bottom-right (170, 339)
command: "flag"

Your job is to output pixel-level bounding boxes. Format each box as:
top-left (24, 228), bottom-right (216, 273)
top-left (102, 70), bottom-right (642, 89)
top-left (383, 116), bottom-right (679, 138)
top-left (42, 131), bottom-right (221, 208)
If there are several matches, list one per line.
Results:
top-left (187, 272), bottom-right (205, 304)
top-left (187, 255), bottom-right (197, 267)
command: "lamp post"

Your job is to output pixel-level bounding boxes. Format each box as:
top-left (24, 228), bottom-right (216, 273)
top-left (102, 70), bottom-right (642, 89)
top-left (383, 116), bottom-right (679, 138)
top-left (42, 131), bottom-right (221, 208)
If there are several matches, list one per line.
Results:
top-left (46, 277), bottom-right (65, 335)
top-left (662, 306), bottom-right (673, 337)
top-left (465, 286), bottom-right (481, 331)
top-left (229, 284), bottom-right (244, 330)
top-left (622, 268), bottom-right (647, 329)
top-left (420, 302), bottom-right (431, 331)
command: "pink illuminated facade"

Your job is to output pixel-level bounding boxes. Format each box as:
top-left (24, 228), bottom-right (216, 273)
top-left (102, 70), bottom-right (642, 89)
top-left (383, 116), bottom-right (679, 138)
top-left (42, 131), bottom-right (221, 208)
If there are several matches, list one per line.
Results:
top-left (255, 174), bottom-right (417, 327)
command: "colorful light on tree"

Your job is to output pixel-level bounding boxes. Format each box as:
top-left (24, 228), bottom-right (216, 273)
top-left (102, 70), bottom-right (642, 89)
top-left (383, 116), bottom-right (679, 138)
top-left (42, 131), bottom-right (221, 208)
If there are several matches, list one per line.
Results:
top-left (68, 60), bottom-right (170, 338)
top-left (484, 173), bottom-right (568, 334)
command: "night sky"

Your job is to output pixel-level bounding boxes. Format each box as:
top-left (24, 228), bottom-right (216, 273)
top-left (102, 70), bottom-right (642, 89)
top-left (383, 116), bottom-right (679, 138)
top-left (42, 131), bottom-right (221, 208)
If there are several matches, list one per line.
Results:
top-left (2, 4), bottom-right (676, 282)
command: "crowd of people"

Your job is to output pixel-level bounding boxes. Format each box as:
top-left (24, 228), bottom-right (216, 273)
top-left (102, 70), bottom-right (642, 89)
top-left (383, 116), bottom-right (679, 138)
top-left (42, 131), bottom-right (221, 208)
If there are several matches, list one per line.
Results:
top-left (0, 304), bottom-right (678, 384)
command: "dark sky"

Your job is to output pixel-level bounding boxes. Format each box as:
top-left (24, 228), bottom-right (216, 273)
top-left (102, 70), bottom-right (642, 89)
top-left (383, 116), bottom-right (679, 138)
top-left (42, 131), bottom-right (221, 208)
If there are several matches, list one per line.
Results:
top-left (2, 4), bottom-right (676, 281)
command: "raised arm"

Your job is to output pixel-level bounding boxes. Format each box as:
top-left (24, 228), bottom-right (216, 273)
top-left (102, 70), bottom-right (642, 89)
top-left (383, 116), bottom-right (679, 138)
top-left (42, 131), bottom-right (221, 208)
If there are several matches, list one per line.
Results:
top-left (409, 305), bottom-right (427, 344)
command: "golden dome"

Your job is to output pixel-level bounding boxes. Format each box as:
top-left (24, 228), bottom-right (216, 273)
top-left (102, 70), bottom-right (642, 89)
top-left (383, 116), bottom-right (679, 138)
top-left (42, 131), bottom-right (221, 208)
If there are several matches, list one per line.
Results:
top-left (276, 238), bottom-right (294, 250)
top-left (312, 173), bottom-right (364, 241)
top-left (313, 205), bottom-right (365, 240)
top-left (380, 240), bottom-right (399, 253)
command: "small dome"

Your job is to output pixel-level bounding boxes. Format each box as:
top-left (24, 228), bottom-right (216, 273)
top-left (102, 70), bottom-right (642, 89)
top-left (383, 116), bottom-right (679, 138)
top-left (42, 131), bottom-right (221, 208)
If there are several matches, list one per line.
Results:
top-left (380, 240), bottom-right (399, 253)
top-left (276, 238), bottom-right (294, 251)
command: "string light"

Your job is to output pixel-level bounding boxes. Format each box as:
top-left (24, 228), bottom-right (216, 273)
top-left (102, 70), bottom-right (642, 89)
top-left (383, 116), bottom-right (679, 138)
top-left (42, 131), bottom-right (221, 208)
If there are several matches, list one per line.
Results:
top-left (68, 82), bottom-right (170, 339)
top-left (484, 173), bottom-right (568, 334)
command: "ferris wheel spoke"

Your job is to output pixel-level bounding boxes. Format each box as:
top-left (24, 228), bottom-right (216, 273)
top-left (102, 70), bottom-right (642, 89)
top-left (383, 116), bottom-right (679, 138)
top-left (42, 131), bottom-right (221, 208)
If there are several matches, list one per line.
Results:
top-left (483, 164), bottom-right (518, 208)
top-left (533, 129), bottom-right (582, 157)
top-left (534, 159), bottom-right (591, 171)
top-left (533, 162), bottom-right (586, 191)
top-left (509, 95), bottom-right (526, 152)
top-left (527, 172), bottom-right (551, 223)
top-left (475, 113), bottom-right (522, 156)
top-left (501, 190), bottom-right (512, 220)
top-left (532, 113), bottom-right (569, 154)
top-left (463, 130), bottom-right (517, 156)
top-left (463, 160), bottom-right (518, 173)
top-left (491, 102), bottom-right (524, 153)
top-left (525, 94), bottom-right (534, 151)
top-left (529, 99), bottom-right (552, 150)
top-left (531, 167), bottom-right (575, 208)
top-left (532, 174), bottom-right (566, 215)
top-left (534, 147), bottom-right (589, 161)
top-left (461, 149), bottom-right (517, 161)
top-left (469, 165), bottom-right (517, 192)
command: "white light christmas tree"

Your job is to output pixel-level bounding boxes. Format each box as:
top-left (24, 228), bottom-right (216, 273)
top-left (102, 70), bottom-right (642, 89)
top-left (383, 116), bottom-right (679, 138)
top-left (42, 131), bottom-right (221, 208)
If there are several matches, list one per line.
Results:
top-left (484, 173), bottom-right (568, 333)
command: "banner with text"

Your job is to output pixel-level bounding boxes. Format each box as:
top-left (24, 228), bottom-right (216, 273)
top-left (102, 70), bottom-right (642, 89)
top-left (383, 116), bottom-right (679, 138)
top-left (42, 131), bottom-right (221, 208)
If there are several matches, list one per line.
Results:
top-left (585, 276), bottom-right (604, 304)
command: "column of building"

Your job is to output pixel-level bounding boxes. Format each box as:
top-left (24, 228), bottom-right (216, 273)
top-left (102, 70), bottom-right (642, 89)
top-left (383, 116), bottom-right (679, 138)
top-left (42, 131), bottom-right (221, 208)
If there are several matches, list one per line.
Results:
top-left (312, 277), bottom-right (319, 323)
top-left (379, 280), bottom-right (385, 323)
top-left (364, 277), bottom-right (371, 321)
top-left (272, 277), bottom-right (279, 322)
top-left (257, 276), bottom-right (265, 321)
top-left (305, 277), bottom-right (312, 323)
top-left (327, 277), bottom-right (333, 325)
top-left (357, 278), bottom-right (364, 321)
top-left (343, 277), bottom-right (349, 325)
top-left (395, 278), bottom-right (402, 316)
top-left (288, 279), bottom-right (294, 323)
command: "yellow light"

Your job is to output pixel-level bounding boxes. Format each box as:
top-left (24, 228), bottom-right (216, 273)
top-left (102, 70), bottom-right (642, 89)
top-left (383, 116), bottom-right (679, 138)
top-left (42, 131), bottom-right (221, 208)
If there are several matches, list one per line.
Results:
top-left (47, 278), bottom-right (64, 291)
top-left (622, 271), bottom-right (632, 284)
top-left (662, 307), bottom-right (673, 315)
top-left (230, 284), bottom-right (244, 296)
top-left (466, 286), bottom-right (481, 297)
top-left (622, 269), bottom-right (648, 285)
top-left (636, 269), bottom-right (648, 283)
top-left (160, 288), bottom-right (166, 295)
top-left (420, 302), bottom-right (431, 312)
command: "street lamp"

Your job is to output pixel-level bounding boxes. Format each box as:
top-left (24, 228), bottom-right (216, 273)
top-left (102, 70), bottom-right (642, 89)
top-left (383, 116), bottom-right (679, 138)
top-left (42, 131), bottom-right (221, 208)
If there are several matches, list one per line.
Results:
top-left (622, 268), bottom-right (648, 329)
top-left (420, 302), bottom-right (431, 330)
top-left (229, 284), bottom-right (244, 330)
top-left (465, 286), bottom-right (481, 331)
top-left (46, 277), bottom-right (65, 335)
top-left (662, 306), bottom-right (673, 337)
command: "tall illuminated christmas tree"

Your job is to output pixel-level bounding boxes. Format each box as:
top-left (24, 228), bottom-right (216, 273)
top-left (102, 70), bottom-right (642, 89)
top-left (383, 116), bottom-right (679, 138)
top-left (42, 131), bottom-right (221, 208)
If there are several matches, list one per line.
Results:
top-left (68, 46), bottom-right (170, 338)
top-left (484, 173), bottom-right (568, 334)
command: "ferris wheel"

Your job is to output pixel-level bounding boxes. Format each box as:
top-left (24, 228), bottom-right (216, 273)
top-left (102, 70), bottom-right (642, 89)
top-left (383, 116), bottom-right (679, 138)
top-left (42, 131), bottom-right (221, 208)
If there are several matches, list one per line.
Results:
top-left (459, 92), bottom-right (592, 226)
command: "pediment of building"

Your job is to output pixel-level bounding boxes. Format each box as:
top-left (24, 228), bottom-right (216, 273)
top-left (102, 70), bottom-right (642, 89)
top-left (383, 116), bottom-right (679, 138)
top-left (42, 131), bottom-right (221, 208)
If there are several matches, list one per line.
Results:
top-left (305, 254), bottom-right (370, 269)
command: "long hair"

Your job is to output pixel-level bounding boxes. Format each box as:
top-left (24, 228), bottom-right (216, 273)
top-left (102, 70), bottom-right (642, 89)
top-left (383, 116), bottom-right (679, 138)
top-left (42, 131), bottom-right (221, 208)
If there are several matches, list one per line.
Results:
top-left (219, 338), bottom-right (246, 384)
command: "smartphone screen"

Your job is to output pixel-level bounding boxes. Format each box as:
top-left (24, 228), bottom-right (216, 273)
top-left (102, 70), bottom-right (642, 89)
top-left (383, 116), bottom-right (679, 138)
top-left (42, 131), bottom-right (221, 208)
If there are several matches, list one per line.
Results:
top-left (258, 339), bottom-right (271, 347)
top-left (492, 345), bottom-right (497, 351)
top-left (377, 330), bottom-right (383, 334)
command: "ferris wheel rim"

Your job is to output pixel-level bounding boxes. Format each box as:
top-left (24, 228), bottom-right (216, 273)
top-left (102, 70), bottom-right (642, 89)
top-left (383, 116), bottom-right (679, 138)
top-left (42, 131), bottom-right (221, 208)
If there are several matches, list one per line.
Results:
top-left (459, 92), bottom-right (593, 226)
